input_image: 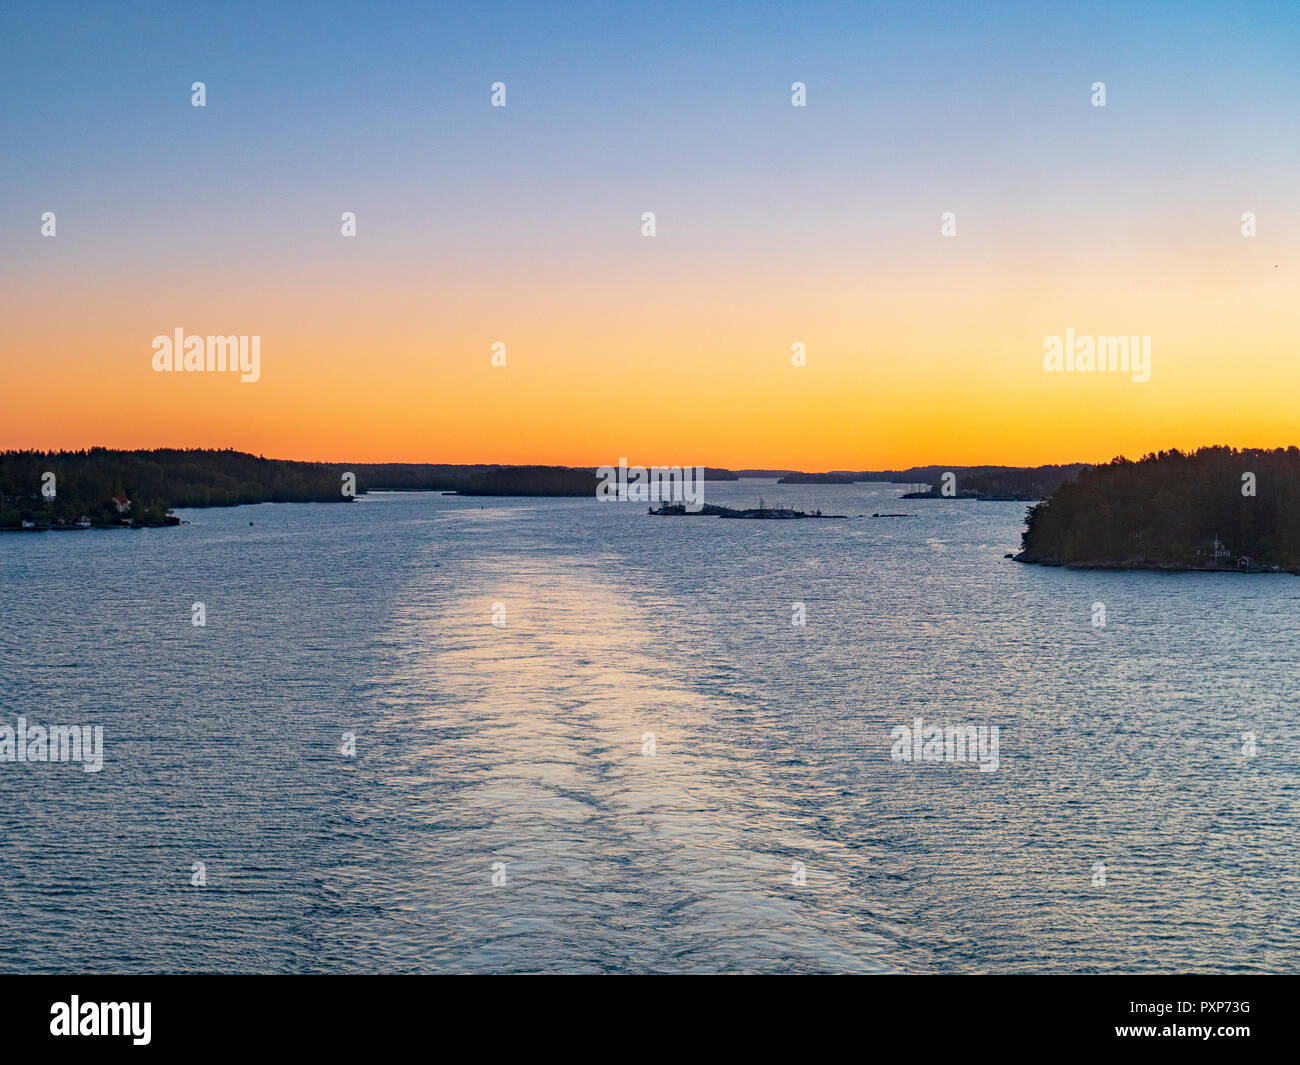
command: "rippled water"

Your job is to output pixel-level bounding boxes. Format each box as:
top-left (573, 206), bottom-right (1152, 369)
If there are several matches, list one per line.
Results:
top-left (1, 483), bottom-right (1296, 973)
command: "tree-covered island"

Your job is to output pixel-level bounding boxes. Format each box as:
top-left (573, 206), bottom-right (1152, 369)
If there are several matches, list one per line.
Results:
top-left (1016, 447), bottom-right (1300, 572)
top-left (0, 449), bottom-right (603, 530)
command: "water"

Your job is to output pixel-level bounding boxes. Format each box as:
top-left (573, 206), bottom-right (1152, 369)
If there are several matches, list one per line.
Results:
top-left (1, 482), bottom-right (1296, 973)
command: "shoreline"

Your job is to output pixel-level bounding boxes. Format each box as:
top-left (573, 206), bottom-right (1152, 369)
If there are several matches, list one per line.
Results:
top-left (1014, 553), bottom-right (1294, 575)
top-left (1, 519), bottom-right (181, 533)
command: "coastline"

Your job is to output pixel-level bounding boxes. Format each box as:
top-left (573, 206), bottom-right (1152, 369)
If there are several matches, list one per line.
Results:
top-left (1014, 553), bottom-right (1294, 575)
top-left (0, 518), bottom-right (181, 533)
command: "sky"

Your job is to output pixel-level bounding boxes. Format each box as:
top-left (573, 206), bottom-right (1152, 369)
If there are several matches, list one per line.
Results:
top-left (2, 0), bottom-right (1298, 469)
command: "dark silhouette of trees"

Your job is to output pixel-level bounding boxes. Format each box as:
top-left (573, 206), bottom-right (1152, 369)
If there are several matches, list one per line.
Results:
top-left (0, 448), bottom-right (354, 527)
top-left (778, 464), bottom-right (1089, 498)
top-left (347, 463), bottom-right (597, 495)
top-left (1020, 447), bottom-right (1300, 569)
top-left (1, 451), bottom-right (605, 527)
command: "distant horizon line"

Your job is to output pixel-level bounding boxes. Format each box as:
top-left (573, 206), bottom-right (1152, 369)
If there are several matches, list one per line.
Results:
top-left (5, 443), bottom-right (1299, 474)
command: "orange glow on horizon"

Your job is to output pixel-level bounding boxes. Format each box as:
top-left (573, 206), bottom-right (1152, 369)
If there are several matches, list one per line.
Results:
top-left (4, 241), bottom-right (1297, 469)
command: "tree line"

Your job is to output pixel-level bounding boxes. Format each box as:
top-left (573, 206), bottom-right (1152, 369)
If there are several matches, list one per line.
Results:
top-left (0, 448), bottom-right (352, 526)
top-left (1, 450), bottom-right (604, 527)
top-left (1020, 447), bottom-right (1300, 568)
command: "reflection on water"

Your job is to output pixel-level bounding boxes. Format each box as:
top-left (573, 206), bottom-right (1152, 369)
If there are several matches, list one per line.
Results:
top-left (1, 484), bottom-right (1296, 972)
top-left (343, 560), bottom-right (897, 973)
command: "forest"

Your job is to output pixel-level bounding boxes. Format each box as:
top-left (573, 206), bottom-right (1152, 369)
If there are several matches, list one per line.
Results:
top-left (0, 450), bottom-right (606, 528)
top-left (352, 463), bottom-right (598, 495)
top-left (902, 464), bottom-right (1089, 500)
top-left (0, 448), bottom-right (353, 527)
top-left (1018, 447), bottom-right (1300, 569)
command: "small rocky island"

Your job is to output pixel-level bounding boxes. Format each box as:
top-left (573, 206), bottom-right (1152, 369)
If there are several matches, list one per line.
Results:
top-left (1016, 446), bottom-right (1300, 573)
top-left (649, 501), bottom-right (845, 519)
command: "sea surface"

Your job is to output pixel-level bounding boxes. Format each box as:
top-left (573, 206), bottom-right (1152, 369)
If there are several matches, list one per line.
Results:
top-left (1, 482), bottom-right (1296, 973)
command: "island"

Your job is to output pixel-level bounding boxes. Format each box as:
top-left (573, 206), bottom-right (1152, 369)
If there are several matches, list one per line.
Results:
top-left (763, 464), bottom-right (1089, 499)
top-left (1, 450), bottom-right (630, 530)
top-left (1015, 446), bottom-right (1300, 572)
top-left (1, 447), bottom-right (356, 530)
top-left (901, 464), bottom-right (1088, 501)
top-left (649, 501), bottom-right (845, 519)
top-left (777, 472), bottom-right (858, 484)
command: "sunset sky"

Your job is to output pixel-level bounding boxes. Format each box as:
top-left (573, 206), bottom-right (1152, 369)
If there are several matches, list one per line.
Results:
top-left (2, 1), bottom-right (1298, 469)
